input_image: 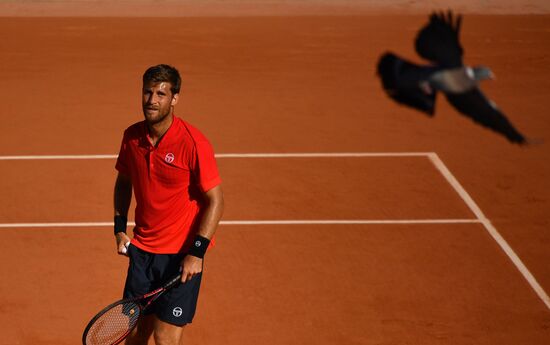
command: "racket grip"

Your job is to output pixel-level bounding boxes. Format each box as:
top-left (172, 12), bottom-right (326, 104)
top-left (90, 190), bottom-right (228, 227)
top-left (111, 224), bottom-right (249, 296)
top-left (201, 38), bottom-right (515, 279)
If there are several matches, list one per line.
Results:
top-left (164, 273), bottom-right (183, 289)
top-left (121, 241), bottom-right (130, 254)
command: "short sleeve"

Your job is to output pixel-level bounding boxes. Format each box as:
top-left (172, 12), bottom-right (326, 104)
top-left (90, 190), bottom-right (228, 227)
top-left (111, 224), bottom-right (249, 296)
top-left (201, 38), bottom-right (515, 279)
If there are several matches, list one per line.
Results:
top-left (191, 139), bottom-right (221, 192)
top-left (115, 132), bottom-right (130, 176)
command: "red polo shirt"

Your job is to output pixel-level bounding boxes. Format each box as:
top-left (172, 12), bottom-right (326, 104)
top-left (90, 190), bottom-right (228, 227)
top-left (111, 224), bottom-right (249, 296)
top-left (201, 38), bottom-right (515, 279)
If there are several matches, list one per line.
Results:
top-left (115, 116), bottom-right (221, 254)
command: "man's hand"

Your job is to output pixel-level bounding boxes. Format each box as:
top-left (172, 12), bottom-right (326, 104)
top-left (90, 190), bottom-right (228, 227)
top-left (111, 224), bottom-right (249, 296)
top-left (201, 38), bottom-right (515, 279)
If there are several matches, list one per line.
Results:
top-left (181, 255), bottom-right (203, 283)
top-left (115, 232), bottom-right (131, 256)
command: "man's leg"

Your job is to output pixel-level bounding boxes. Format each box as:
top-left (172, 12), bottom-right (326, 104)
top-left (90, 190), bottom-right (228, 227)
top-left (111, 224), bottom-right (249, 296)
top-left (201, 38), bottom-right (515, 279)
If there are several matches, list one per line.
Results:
top-left (153, 316), bottom-right (186, 345)
top-left (125, 314), bottom-right (155, 345)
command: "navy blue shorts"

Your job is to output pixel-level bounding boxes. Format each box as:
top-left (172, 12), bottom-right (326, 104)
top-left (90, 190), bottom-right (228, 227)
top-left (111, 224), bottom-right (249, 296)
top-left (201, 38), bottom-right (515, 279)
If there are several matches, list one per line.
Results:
top-left (123, 243), bottom-right (203, 326)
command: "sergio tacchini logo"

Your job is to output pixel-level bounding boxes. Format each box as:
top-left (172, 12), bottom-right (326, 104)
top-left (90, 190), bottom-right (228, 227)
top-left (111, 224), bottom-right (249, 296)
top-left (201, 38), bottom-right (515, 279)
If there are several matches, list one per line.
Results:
top-left (173, 307), bottom-right (183, 317)
top-left (165, 152), bottom-right (175, 164)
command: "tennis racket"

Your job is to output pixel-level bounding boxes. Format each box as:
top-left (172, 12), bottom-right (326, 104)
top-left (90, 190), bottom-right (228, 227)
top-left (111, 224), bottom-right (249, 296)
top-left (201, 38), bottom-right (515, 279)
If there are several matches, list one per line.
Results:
top-left (82, 273), bottom-right (182, 345)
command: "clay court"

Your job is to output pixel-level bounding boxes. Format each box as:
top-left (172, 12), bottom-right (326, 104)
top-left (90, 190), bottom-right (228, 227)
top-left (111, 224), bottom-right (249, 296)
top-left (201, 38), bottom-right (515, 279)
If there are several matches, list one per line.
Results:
top-left (0, 1), bottom-right (549, 344)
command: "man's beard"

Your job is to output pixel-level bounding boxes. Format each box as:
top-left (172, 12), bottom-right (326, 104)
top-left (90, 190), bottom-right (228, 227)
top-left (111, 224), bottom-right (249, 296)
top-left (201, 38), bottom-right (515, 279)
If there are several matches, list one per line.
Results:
top-left (143, 106), bottom-right (171, 125)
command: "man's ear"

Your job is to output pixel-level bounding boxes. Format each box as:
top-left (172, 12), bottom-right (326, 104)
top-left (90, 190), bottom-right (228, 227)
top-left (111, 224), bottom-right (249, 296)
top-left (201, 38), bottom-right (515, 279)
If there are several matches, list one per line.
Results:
top-left (171, 93), bottom-right (180, 106)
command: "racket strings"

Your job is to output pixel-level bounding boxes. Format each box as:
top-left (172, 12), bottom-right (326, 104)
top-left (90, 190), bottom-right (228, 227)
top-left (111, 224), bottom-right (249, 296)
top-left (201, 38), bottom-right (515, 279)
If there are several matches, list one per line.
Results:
top-left (85, 301), bottom-right (141, 345)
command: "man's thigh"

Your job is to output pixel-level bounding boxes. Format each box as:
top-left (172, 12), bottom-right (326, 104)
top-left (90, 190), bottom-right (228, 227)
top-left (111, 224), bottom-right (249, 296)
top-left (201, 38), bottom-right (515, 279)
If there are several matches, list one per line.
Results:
top-left (125, 314), bottom-right (155, 345)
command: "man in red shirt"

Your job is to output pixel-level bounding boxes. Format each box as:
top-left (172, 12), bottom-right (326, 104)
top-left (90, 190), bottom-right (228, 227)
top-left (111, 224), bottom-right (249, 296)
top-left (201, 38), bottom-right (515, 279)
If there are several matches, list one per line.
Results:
top-left (114, 64), bottom-right (224, 345)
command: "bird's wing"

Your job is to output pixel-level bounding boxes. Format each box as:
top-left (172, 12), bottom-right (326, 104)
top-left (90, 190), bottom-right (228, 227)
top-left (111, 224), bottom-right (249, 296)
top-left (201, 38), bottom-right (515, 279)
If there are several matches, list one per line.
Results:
top-left (445, 88), bottom-right (527, 144)
top-left (415, 11), bottom-right (463, 67)
top-left (377, 52), bottom-right (437, 115)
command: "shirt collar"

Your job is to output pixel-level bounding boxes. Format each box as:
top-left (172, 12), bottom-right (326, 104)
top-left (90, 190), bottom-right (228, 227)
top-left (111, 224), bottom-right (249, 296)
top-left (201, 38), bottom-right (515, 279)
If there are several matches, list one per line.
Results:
top-left (141, 115), bottom-right (178, 149)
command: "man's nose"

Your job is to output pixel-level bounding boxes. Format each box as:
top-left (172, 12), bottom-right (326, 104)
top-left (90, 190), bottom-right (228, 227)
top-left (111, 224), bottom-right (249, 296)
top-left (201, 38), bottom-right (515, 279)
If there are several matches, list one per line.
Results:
top-left (146, 93), bottom-right (158, 104)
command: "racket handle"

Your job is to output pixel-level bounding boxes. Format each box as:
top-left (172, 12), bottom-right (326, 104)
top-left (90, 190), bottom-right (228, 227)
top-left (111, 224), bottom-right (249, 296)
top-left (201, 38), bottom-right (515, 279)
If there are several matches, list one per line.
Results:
top-left (163, 273), bottom-right (183, 289)
top-left (121, 241), bottom-right (130, 254)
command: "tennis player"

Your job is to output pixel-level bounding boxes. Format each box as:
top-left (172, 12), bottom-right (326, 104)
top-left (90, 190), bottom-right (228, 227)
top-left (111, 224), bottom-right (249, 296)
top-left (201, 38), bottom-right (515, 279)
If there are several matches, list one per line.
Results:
top-left (113, 64), bottom-right (224, 345)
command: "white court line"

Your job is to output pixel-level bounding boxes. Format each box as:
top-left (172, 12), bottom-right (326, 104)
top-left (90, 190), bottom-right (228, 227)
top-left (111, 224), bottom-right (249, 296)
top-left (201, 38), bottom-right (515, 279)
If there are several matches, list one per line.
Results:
top-left (0, 154), bottom-right (117, 160)
top-left (222, 219), bottom-right (481, 225)
top-left (428, 152), bottom-right (550, 310)
top-left (1, 151), bottom-right (548, 310)
top-left (0, 152), bottom-right (432, 160)
top-left (216, 152), bottom-right (432, 158)
top-left (0, 219), bottom-right (481, 228)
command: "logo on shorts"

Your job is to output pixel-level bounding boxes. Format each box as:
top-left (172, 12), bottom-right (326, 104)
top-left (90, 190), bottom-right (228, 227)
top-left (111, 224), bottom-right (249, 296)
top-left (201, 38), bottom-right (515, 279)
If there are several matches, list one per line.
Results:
top-left (173, 307), bottom-right (183, 317)
top-left (165, 153), bottom-right (175, 164)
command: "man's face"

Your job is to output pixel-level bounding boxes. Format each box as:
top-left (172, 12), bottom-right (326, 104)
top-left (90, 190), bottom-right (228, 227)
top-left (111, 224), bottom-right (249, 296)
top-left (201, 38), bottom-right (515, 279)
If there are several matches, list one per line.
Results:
top-left (142, 81), bottom-right (179, 125)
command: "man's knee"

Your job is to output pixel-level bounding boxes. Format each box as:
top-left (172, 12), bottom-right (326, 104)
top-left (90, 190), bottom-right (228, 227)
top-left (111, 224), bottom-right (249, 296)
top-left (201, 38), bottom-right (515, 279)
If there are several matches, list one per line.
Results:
top-left (153, 317), bottom-right (185, 345)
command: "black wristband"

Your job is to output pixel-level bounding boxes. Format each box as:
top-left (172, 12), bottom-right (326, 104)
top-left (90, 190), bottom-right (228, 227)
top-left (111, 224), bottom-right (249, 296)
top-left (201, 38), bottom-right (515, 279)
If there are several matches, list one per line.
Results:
top-left (188, 235), bottom-right (210, 259)
top-left (114, 215), bottom-right (128, 235)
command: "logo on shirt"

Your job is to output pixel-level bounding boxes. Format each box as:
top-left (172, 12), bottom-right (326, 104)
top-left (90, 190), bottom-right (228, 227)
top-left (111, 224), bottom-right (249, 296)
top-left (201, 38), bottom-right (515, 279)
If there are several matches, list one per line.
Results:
top-left (173, 307), bottom-right (183, 317)
top-left (165, 153), bottom-right (175, 164)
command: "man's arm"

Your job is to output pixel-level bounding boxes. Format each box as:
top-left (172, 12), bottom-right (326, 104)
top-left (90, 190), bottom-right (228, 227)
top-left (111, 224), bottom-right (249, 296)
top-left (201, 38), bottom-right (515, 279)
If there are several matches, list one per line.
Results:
top-left (196, 184), bottom-right (224, 240)
top-left (181, 184), bottom-right (224, 282)
top-left (114, 172), bottom-right (133, 255)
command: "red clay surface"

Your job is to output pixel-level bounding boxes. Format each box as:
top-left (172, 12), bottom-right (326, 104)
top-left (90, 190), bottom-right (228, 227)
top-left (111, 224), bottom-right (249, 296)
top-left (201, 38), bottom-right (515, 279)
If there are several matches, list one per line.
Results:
top-left (1, 1), bottom-right (550, 344)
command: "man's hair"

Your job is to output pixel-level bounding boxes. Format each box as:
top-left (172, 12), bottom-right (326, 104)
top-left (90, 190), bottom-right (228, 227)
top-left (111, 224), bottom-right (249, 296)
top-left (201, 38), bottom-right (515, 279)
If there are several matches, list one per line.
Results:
top-left (143, 64), bottom-right (181, 95)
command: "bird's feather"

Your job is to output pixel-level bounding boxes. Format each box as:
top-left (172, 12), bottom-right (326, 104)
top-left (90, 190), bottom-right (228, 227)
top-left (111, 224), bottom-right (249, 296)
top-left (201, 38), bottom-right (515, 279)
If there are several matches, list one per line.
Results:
top-left (377, 52), bottom-right (437, 115)
top-left (415, 11), bottom-right (463, 67)
top-left (445, 89), bottom-right (526, 144)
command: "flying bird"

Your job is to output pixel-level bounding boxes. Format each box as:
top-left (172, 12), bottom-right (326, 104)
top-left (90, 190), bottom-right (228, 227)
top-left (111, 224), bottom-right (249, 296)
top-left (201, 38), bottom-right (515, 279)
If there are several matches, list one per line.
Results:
top-left (377, 11), bottom-right (527, 144)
